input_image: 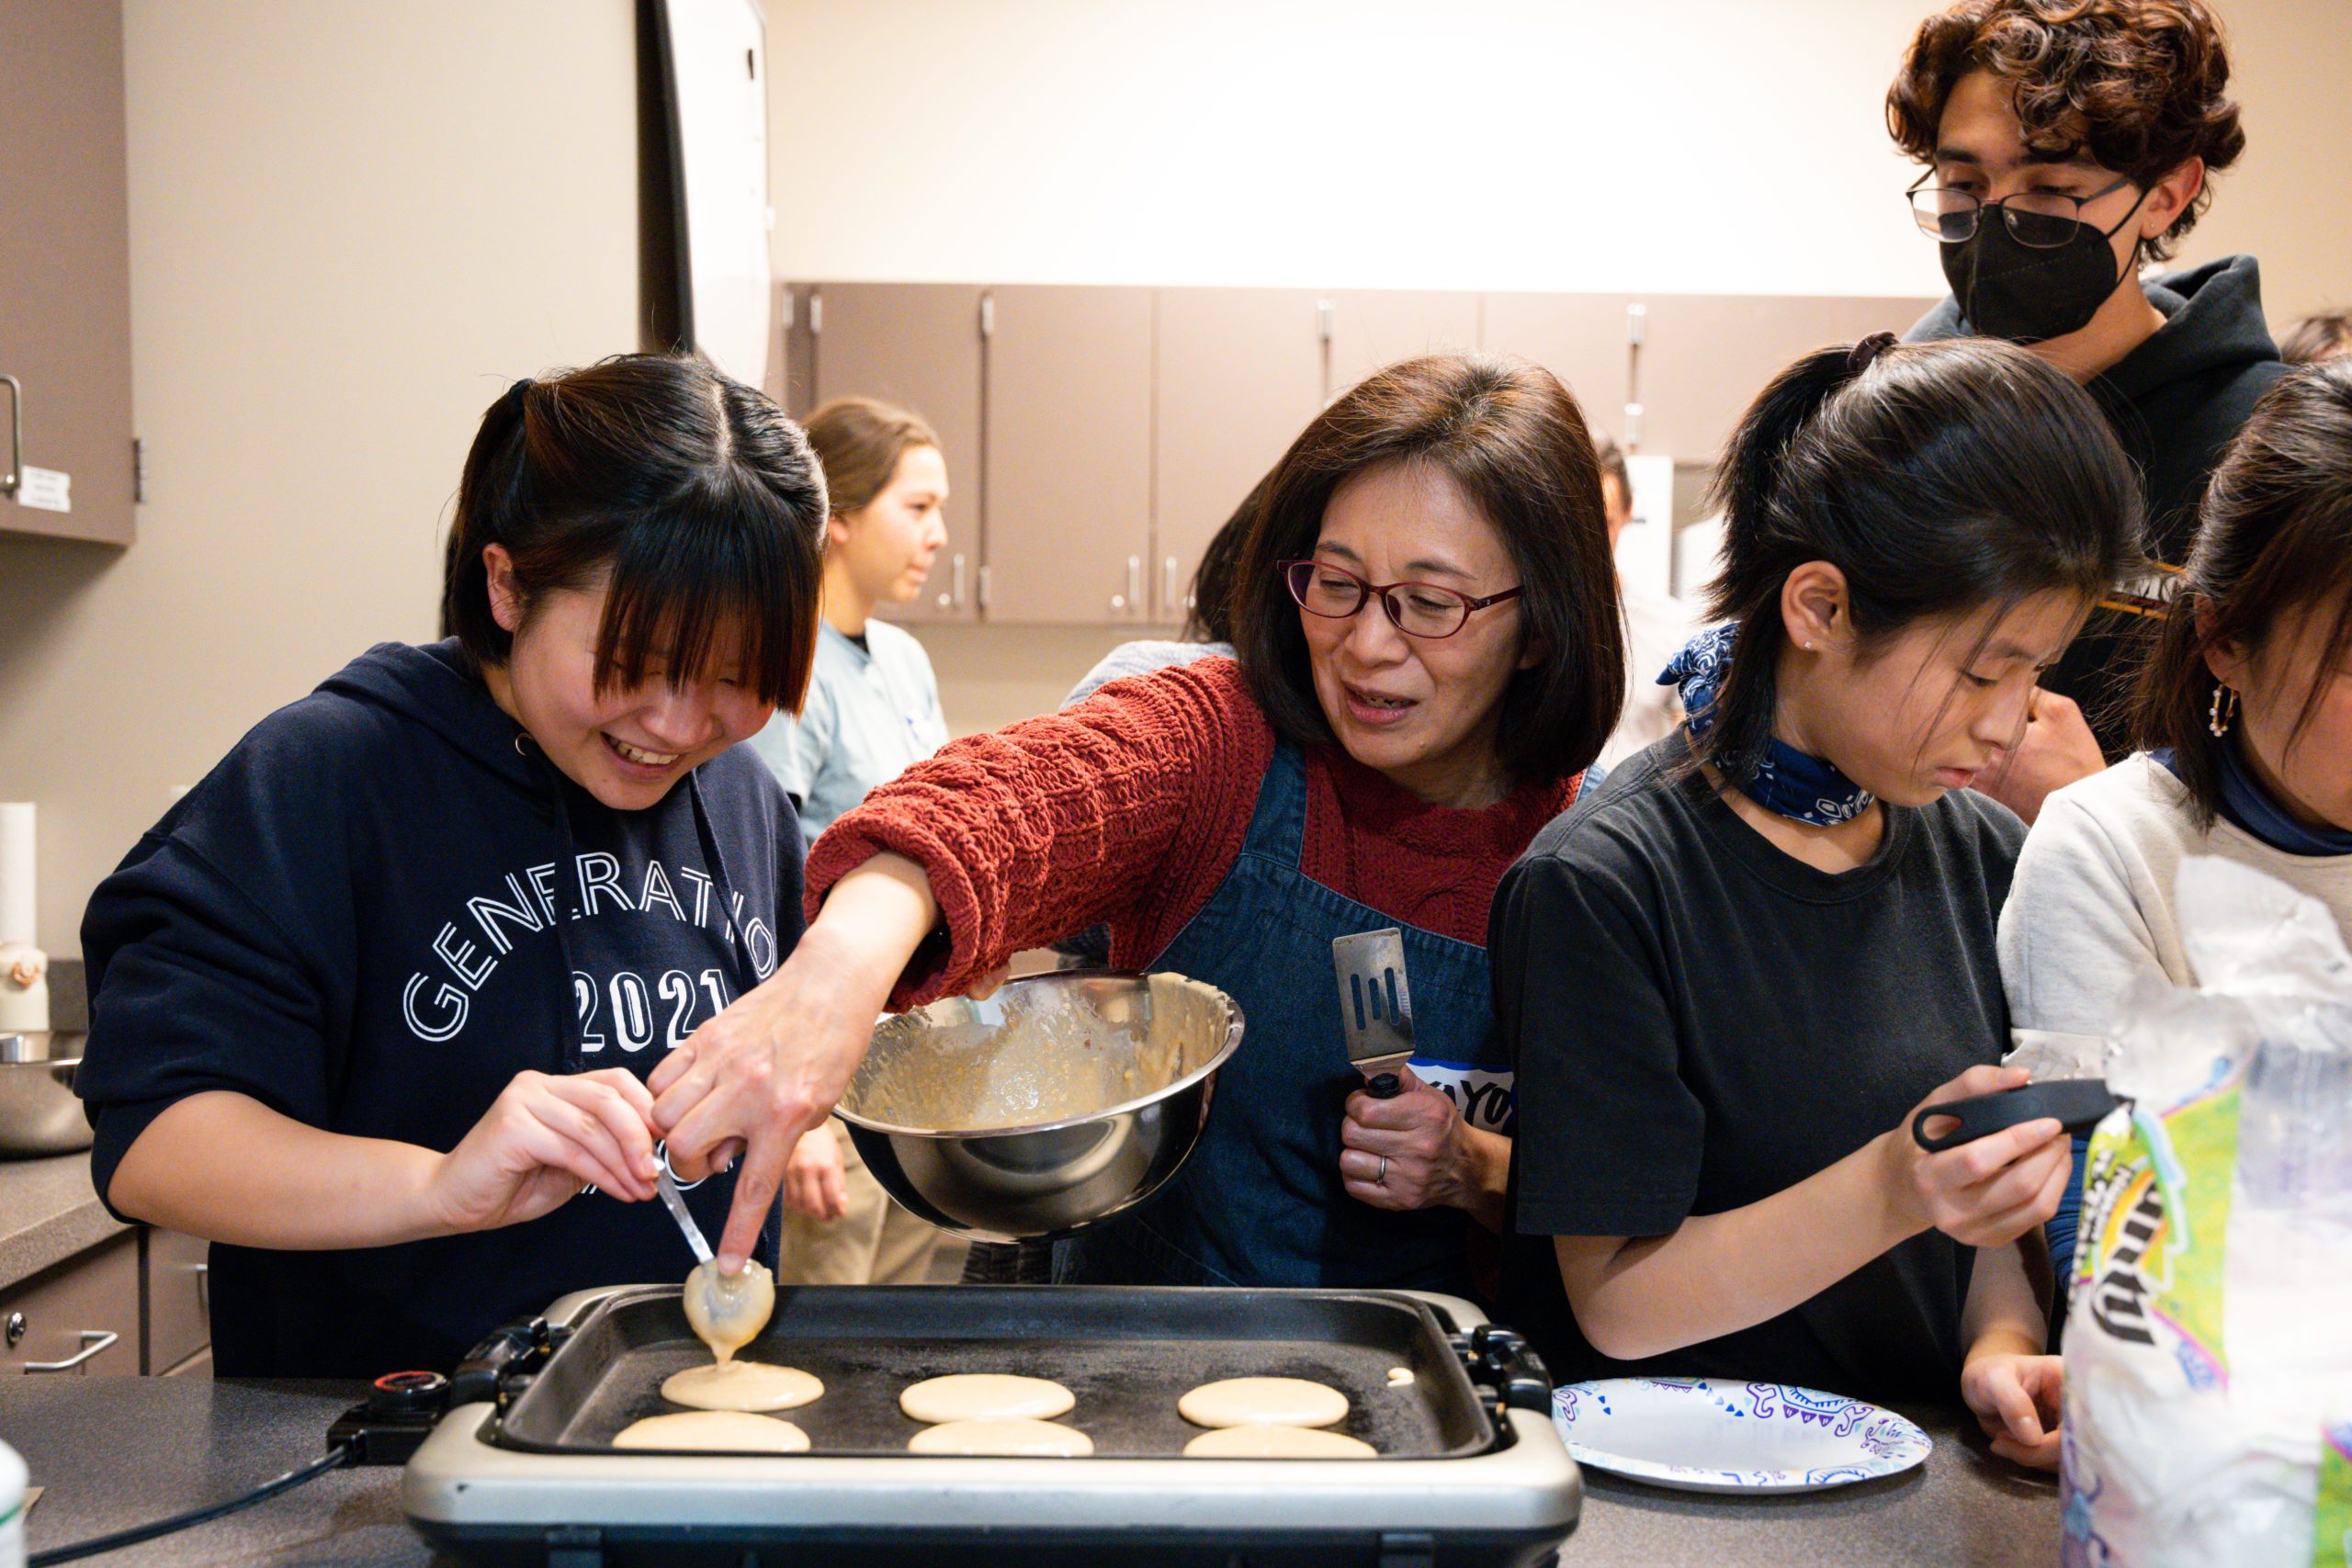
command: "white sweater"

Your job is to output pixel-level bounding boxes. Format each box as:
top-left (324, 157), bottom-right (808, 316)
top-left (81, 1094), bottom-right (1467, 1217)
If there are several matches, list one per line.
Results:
top-left (1999, 752), bottom-right (2352, 1035)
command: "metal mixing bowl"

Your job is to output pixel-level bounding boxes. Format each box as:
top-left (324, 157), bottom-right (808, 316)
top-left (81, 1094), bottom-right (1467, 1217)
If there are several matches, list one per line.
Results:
top-left (834, 971), bottom-right (1244, 1244)
top-left (0, 1032), bottom-right (92, 1157)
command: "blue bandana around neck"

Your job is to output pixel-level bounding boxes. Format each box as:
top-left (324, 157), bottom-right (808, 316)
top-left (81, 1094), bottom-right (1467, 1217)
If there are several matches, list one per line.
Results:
top-left (1661, 622), bottom-right (1877, 828)
top-left (2154, 742), bottom-right (2352, 858)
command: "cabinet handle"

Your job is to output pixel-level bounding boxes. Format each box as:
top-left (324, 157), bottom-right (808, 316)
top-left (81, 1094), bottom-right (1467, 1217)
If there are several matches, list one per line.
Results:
top-left (1162, 556), bottom-right (1181, 615)
top-left (952, 553), bottom-right (967, 608)
top-left (1121, 556), bottom-right (1141, 617)
top-left (26, 1328), bottom-right (119, 1374)
top-left (2, 374), bottom-right (22, 500)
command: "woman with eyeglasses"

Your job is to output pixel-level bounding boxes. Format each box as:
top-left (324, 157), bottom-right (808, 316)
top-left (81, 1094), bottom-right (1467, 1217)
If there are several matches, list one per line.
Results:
top-left (643, 355), bottom-right (1624, 1295)
top-left (1886, 0), bottom-right (2283, 818)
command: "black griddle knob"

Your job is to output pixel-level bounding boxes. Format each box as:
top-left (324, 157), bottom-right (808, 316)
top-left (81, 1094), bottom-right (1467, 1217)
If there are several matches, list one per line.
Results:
top-left (330, 1372), bottom-right (453, 1467)
top-left (1465, 1325), bottom-right (1554, 1416)
top-left (450, 1316), bottom-right (551, 1409)
top-left (368, 1370), bottom-right (450, 1417)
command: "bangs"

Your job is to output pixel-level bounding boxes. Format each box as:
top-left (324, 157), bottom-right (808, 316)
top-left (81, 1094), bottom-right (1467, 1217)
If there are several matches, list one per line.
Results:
top-left (591, 492), bottom-right (820, 712)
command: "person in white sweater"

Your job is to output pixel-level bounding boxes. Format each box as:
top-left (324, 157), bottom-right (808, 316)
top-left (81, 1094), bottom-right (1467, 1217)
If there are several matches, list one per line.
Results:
top-left (2001, 360), bottom-right (2352, 1284)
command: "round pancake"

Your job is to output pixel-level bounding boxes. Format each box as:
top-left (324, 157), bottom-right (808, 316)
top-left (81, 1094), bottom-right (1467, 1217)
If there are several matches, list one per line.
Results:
top-left (906, 1418), bottom-right (1095, 1456)
top-left (1183, 1424), bottom-right (1376, 1459)
top-left (899, 1373), bottom-right (1076, 1424)
top-left (612, 1410), bottom-right (810, 1452)
top-left (1177, 1376), bottom-right (1350, 1429)
top-left (661, 1359), bottom-right (824, 1412)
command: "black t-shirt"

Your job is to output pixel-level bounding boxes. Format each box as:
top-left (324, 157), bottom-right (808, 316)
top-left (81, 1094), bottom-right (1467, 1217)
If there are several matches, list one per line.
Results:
top-left (1490, 738), bottom-right (2025, 1404)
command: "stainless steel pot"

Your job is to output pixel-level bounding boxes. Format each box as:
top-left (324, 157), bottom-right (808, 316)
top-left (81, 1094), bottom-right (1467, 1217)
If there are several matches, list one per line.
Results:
top-left (0, 1032), bottom-right (91, 1156)
top-left (834, 971), bottom-right (1243, 1244)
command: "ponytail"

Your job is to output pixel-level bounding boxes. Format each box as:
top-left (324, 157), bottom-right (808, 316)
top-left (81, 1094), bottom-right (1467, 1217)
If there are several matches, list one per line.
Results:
top-left (1693, 339), bottom-right (1894, 784)
top-left (1684, 333), bottom-right (2141, 787)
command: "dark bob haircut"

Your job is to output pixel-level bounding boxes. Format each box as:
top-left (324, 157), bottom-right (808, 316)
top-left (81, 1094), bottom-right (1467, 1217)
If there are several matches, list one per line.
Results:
top-left (1229, 354), bottom-right (1624, 784)
top-left (2134, 360), bottom-right (2352, 826)
top-left (1886, 0), bottom-right (2243, 262)
top-left (1691, 335), bottom-right (2143, 788)
top-left (440, 353), bottom-right (828, 713)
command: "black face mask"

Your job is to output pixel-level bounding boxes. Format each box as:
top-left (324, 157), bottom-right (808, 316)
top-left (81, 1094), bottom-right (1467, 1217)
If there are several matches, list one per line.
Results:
top-left (1940, 185), bottom-right (2150, 345)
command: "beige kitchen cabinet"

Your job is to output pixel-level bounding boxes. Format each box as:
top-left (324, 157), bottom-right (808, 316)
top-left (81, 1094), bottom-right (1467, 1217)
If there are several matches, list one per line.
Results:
top-left (1634, 294), bottom-right (1939, 462)
top-left (1152, 288), bottom-right (1326, 625)
top-left (0, 0), bottom-right (137, 545)
top-left (0, 1231), bottom-right (141, 1377)
top-left (809, 281), bottom-right (987, 623)
top-left (982, 286), bottom-right (1155, 626)
top-left (1480, 292), bottom-right (1642, 444)
top-left (1323, 290), bottom-right (1480, 403)
top-left (141, 1227), bottom-right (210, 1375)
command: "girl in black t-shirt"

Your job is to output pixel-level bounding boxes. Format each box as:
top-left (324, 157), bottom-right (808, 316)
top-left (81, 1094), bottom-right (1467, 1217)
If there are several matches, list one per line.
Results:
top-left (1496, 333), bottom-right (2141, 1468)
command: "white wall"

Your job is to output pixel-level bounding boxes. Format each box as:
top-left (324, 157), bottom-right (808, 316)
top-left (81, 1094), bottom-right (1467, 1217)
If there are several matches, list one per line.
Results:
top-left (766, 0), bottom-right (2350, 318)
top-left (0, 0), bottom-right (640, 955)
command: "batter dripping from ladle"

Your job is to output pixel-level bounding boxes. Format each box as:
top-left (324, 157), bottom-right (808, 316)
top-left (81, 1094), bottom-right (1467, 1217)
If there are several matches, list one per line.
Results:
top-left (652, 1144), bottom-right (823, 1414)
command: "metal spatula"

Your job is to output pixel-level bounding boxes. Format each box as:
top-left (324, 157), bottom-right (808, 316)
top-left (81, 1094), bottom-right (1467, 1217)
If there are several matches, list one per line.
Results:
top-left (652, 1141), bottom-right (714, 1266)
top-left (1333, 929), bottom-right (1415, 1100)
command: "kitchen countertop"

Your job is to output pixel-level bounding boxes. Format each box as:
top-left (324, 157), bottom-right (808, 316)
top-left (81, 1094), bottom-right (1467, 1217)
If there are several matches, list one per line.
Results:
top-left (0, 1148), bottom-right (124, 1292)
top-left (3, 1375), bottom-right (2063, 1565)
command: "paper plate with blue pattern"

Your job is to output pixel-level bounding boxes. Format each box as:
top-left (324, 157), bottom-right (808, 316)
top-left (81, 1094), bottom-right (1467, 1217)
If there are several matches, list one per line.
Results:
top-left (1550, 1378), bottom-right (1932, 1494)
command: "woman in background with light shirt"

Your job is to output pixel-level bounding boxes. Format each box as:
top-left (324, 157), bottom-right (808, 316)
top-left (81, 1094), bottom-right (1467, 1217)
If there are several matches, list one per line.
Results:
top-left (749, 395), bottom-right (956, 1286)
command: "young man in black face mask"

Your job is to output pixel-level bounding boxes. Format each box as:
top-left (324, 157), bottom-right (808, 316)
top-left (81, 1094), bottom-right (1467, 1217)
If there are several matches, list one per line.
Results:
top-left (1888, 0), bottom-right (2285, 818)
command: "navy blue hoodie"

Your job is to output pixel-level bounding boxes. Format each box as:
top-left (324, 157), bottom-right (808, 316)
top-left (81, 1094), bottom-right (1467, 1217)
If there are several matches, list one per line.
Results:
top-left (1909, 255), bottom-right (2288, 755)
top-left (77, 641), bottom-right (801, 1377)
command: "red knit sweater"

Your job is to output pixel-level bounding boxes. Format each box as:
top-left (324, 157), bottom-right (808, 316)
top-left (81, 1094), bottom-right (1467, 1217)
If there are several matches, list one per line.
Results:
top-left (805, 657), bottom-right (1582, 1010)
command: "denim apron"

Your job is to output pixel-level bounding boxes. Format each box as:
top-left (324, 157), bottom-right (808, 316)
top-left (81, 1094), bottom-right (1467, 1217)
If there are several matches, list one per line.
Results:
top-left (1055, 742), bottom-right (1516, 1292)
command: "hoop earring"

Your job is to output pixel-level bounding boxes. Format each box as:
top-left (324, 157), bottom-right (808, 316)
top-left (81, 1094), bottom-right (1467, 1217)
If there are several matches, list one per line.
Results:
top-left (2209, 683), bottom-right (2238, 738)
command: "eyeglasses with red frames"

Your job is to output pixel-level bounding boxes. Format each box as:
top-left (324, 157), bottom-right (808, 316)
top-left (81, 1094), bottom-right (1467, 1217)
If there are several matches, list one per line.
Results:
top-left (1280, 558), bottom-right (1524, 640)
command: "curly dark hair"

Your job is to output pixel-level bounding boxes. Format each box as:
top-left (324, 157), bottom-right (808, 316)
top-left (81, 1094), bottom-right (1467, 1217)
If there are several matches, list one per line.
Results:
top-left (1886, 0), bottom-right (2244, 260)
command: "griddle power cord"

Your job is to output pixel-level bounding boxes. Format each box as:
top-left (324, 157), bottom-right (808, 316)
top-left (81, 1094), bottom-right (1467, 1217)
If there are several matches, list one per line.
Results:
top-left (27, 1439), bottom-right (358, 1566)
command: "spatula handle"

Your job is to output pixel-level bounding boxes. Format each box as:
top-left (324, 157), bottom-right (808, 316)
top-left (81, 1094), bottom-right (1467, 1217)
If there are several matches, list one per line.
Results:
top-left (1910, 1078), bottom-right (2120, 1153)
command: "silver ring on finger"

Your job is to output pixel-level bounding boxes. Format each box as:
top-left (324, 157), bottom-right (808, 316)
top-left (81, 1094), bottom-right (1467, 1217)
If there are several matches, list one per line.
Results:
top-left (1375, 1156), bottom-right (1388, 1185)
top-left (655, 1138), bottom-right (713, 1191)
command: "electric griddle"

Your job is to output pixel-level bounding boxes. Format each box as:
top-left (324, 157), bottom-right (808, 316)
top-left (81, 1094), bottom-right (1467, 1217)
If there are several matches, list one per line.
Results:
top-left (401, 1283), bottom-right (1580, 1566)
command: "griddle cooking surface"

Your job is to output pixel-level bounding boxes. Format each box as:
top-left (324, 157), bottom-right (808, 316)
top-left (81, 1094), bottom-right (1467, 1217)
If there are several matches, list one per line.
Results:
top-left (494, 1286), bottom-right (1490, 1460)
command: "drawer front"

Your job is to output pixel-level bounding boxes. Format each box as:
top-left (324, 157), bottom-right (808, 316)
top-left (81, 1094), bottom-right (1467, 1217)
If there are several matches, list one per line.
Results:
top-left (144, 1228), bottom-right (210, 1374)
top-left (0, 1231), bottom-right (141, 1377)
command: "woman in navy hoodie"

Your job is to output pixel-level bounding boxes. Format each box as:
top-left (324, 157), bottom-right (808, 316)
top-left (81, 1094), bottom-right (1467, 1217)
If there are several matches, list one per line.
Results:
top-left (75, 355), bottom-right (827, 1377)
